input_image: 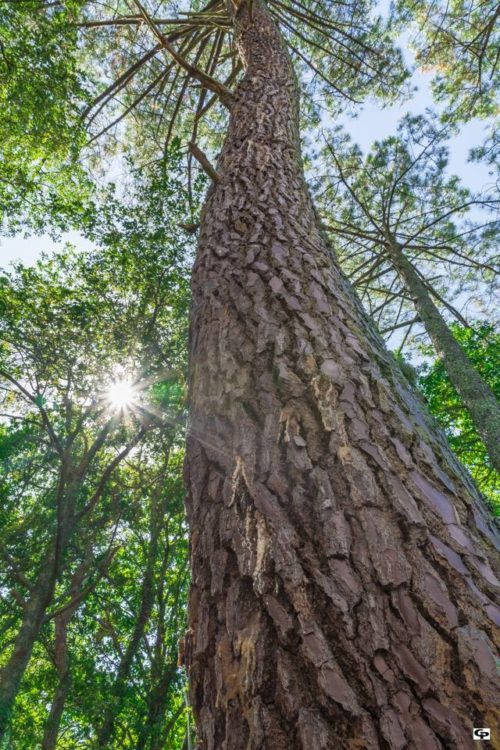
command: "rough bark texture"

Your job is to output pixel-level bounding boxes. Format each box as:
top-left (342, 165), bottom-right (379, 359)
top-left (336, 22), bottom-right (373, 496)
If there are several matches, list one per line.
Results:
top-left (386, 238), bottom-right (500, 473)
top-left (184, 2), bottom-right (500, 748)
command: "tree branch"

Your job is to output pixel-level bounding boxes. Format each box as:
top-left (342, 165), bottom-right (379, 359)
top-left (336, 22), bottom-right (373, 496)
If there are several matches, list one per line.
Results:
top-left (131, 0), bottom-right (234, 108)
top-left (188, 141), bottom-right (219, 182)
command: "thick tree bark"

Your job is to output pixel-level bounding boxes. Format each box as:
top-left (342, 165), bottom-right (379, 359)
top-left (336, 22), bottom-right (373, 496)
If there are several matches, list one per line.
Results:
top-left (386, 238), bottom-right (500, 473)
top-left (184, 2), bottom-right (500, 748)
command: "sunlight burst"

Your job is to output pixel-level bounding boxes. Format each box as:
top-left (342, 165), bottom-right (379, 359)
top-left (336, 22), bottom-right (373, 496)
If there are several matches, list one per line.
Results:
top-left (105, 378), bottom-right (137, 412)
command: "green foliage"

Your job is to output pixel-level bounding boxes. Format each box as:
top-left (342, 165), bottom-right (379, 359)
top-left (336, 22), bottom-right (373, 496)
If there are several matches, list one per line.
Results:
top-left (470, 127), bottom-right (500, 178)
top-left (0, 0), bottom-right (497, 744)
top-left (2, 0), bottom-right (410, 185)
top-left (394, 0), bottom-right (500, 122)
top-left (417, 323), bottom-right (500, 512)
top-left (0, 0), bottom-right (94, 233)
top-left (275, 0), bottom-right (410, 117)
top-left (0, 163), bottom-right (195, 748)
top-left (315, 113), bottom-right (498, 341)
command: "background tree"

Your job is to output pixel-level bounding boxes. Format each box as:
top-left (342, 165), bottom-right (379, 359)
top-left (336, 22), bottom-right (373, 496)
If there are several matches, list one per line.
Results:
top-left (394, 0), bottom-right (500, 122)
top-left (314, 114), bottom-right (500, 472)
top-left (0, 0), bottom-right (93, 233)
top-left (3, 428), bottom-right (189, 750)
top-left (0, 162), bottom-right (194, 746)
top-left (417, 322), bottom-right (500, 512)
top-left (393, 0), bottom-right (500, 185)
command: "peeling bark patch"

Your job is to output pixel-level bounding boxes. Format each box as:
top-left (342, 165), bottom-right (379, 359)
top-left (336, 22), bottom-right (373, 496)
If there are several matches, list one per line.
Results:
top-left (362, 509), bottom-right (412, 588)
top-left (410, 471), bottom-right (459, 524)
top-left (421, 572), bottom-right (459, 629)
top-left (318, 665), bottom-right (360, 714)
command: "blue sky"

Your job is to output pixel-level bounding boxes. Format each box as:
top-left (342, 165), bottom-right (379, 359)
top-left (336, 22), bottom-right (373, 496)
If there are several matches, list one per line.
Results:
top-left (337, 68), bottom-right (493, 194)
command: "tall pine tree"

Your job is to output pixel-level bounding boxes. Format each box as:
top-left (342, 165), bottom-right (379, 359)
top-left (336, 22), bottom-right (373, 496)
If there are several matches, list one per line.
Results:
top-left (1, 1), bottom-right (499, 747)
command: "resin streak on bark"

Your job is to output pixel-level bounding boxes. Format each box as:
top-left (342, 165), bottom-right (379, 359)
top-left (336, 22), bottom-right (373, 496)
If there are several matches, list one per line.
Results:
top-left (184, 2), bottom-right (500, 747)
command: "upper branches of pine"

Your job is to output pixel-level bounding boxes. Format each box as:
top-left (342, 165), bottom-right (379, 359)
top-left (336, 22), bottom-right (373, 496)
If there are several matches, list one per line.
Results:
top-left (394, 0), bottom-right (500, 122)
top-left (71, 0), bottom-right (408, 156)
top-left (314, 114), bottom-right (500, 347)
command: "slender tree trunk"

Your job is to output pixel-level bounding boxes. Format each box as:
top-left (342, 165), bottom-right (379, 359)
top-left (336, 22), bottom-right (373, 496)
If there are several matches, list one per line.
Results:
top-left (136, 558), bottom-right (187, 750)
top-left (150, 702), bottom-right (185, 750)
top-left (184, 2), bottom-right (500, 748)
top-left (0, 547), bottom-right (59, 736)
top-left (96, 512), bottom-right (162, 748)
top-left (41, 550), bottom-right (95, 750)
top-left (386, 237), bottom-right (500, 472)
top-left (0, 434), bottom-right (140, 739)
top-left (0, 466), bottom-right (79, 739)
top-left (41, 671), bottom-right (71, 750)
top-left (135, 660), bottom-right (180, 750)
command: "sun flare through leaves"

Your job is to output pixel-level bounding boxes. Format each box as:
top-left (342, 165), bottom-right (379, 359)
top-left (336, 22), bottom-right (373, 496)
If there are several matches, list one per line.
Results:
top-left (104, 376), bottom-right (139, 413)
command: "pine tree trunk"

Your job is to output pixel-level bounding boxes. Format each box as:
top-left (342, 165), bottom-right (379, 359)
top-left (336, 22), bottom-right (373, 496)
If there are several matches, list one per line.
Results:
top-left (386, 238), bottom-right (500, 472)
top-left (184, 1), bottom-right (500, 748)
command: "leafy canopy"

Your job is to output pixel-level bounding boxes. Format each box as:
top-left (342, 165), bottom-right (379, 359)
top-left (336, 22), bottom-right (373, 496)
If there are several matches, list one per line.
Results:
top-left (0, 0), bottom-right (94, 233)
top-left (1, 0), bottom-right (409, 233)
top-left (0, 162), bottom-right (195, 748)
top-left (394, 0), bottom-right (500, 122)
